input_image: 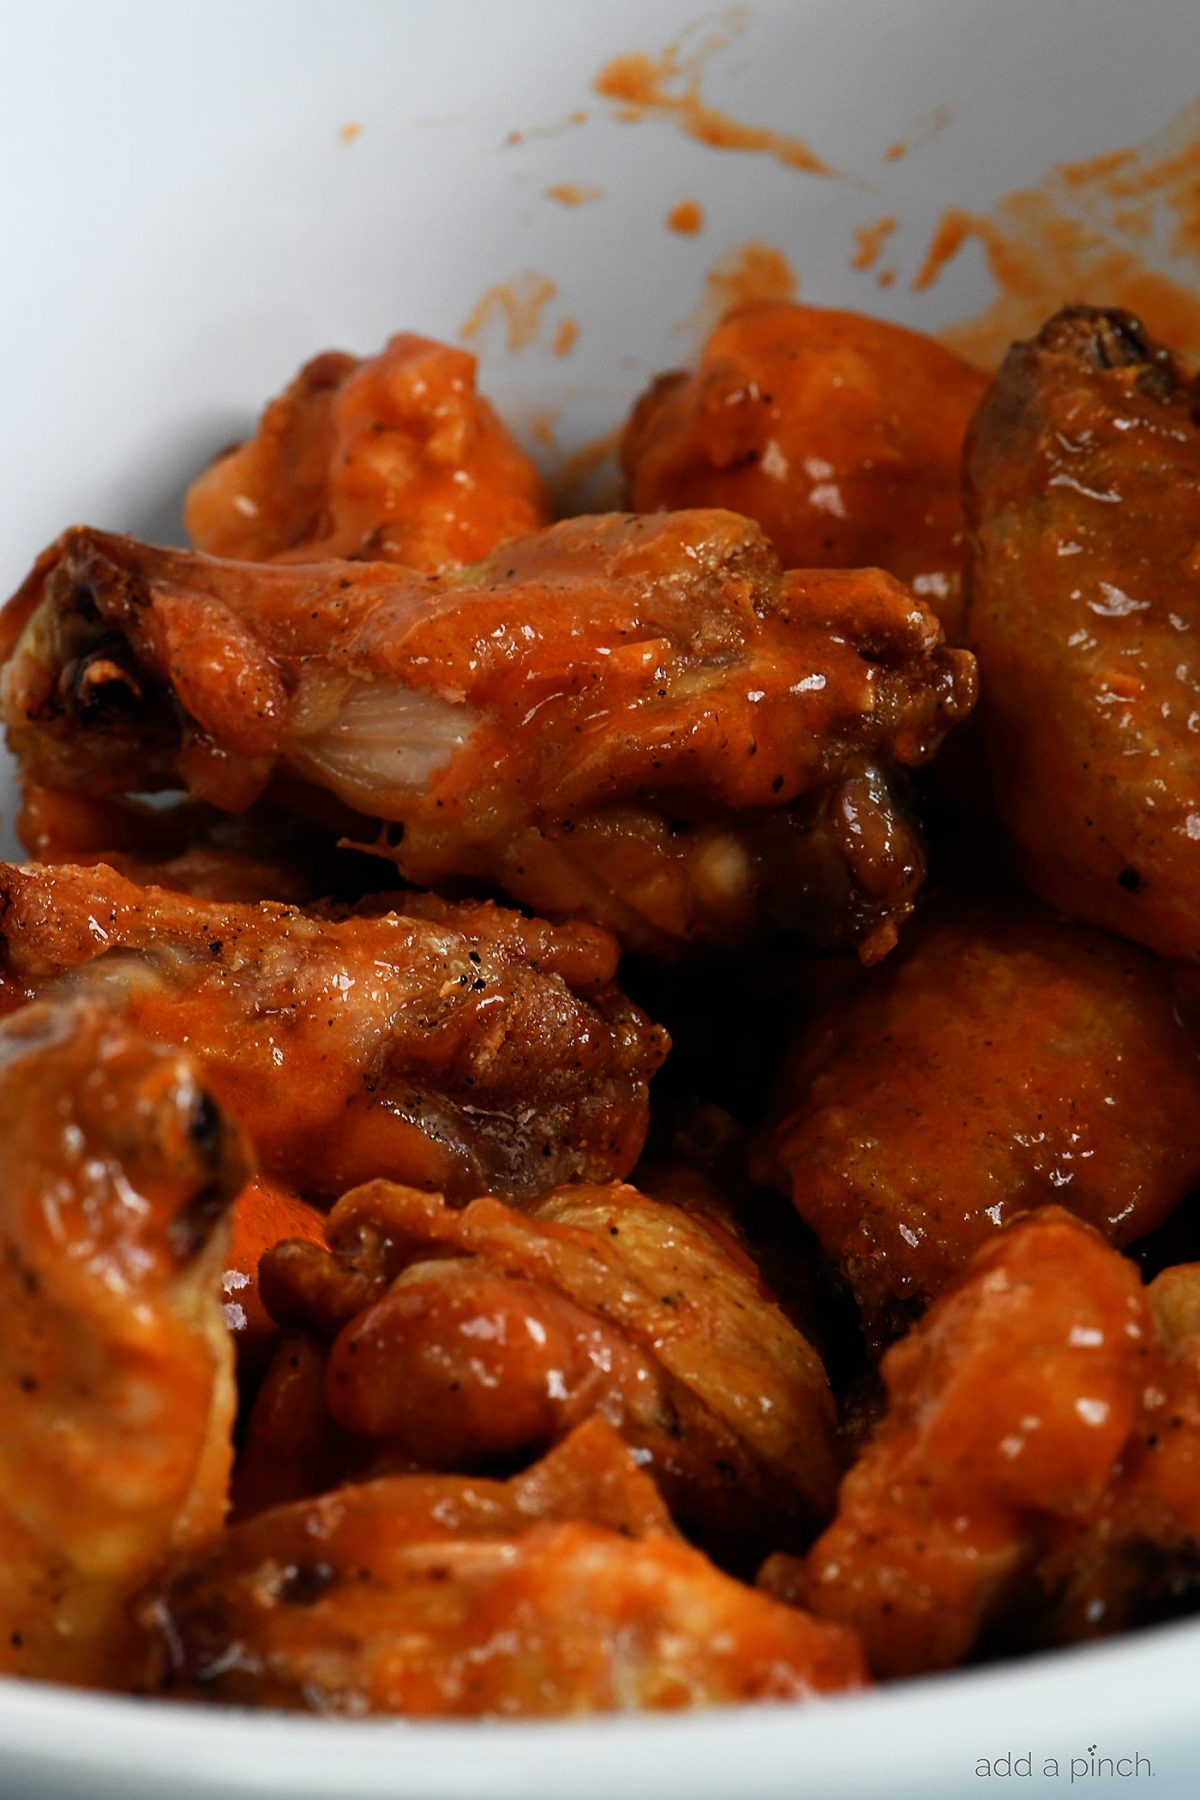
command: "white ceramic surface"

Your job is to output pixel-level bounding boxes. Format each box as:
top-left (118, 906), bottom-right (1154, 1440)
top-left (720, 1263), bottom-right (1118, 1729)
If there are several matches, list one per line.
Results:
top-left (4, 1), bottom-right (1200, 1794)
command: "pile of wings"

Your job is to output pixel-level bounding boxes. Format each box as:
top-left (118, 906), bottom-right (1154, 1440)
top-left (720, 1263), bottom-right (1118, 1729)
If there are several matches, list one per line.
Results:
top-left (3, 303), bottom-right (1200, 1715)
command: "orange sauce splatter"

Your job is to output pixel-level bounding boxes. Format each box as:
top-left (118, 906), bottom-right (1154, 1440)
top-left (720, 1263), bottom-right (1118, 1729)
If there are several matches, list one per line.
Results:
top-left (913, 99), bottom-right (1200, 366)
top-left (338, 122), bottom-right (363, 146)
top-left (667, 199), bottom-right (706, 235)
top-left (678, 240), bottom-right (797, 345)
top-left (852, 215), bottom-right (897, 272)
top-left (460, 272), bottom-right (559, 355)
top-left (553, 316), bottom-right (580, 357)
top-left (513, 109), bottom-right (592, 144)
top-left (595, 9), bottom-right (834, 178)
top-left (876, 267), bottom-right (897, 289)
top-left (525, 408), bottom-right (562, 453)
top-left (884, 102), bottom-right (957, 164)
top-left (543, 183), bottom-right (603, 206)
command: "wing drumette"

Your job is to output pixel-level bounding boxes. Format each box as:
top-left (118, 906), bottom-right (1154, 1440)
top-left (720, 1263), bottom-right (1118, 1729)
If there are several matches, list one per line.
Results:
top-left (753, 892), bottom-right (1200, 1346)
top-left (0, 511), bottom-right (976, 956)
top-left (965, 306), bottom-right (1200, 961)
top-left (144, 1418), bottom-right (867, 1715)
top-left (256, 1177), bottom-right (839, 1563)
top-left (770, 1209), bottom-right (1151, 1678)
top-left (0, 999), bottom-right (248, 1688)
top-left (184, 333), bottom-right (551, 571)
top-left (776, 1211), bottom-right (1200, 1677)
top-left (0, 861), bottom-right (666, 1200)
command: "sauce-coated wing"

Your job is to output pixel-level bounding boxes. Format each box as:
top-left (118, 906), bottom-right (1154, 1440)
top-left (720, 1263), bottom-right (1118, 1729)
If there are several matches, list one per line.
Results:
top-left (790, 1210), bottom-right (1151, 1678)
top-left (0, 1000), bottom-right (248, 1688)
top-left (145, 1420), bottom-right (867, 1714)
top-left (184, 334), bottom-right (551, 571)
top-left (623, 303), bottom-right (988, 637)
top-left (0, 511), bottom-right (976, 955)
top-left (1041, 1262), bottom-right (1200, 1642)
top-left (260, 1178), bottom-right (838, 1560)
top-left (15, 781), bottom-right (369, 905)
top-left (0, 861), bottom-right (666, 1199)
top-left (752, 893), bottom-right (1200, 1345)
top-left (965, 306), bottom-right (1200, 961)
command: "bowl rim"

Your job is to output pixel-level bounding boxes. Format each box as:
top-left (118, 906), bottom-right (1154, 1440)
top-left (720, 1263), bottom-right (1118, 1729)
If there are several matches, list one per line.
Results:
top-left (0, 1611), bottom-right (1195, 1798)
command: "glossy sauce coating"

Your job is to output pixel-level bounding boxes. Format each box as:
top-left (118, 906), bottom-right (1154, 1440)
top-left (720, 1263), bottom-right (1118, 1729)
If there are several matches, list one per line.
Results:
top-left (184, 334), bottom-right (551, 571)
top-left (222, 1180), bottom-right (327, 1369)
top-left (753, 892), bottom-right (1200, 1345)
top-left (0, 513), bottom-right (975, 955)
top-left (0, 1001), bottom-right (248, 1688)
top-left (0, 861), bottom-right (665, 1199)
top-left (793, 1210), bottom-right (1151, 1678)
top-left (260, 1178), bottom-right (839, 1561)
top-left (965, 305), bottom-right (1200, 960)
top-left (623, 302), bottom-right (989, 637)
top-left (145, 1420), bottom-right (867, 1714)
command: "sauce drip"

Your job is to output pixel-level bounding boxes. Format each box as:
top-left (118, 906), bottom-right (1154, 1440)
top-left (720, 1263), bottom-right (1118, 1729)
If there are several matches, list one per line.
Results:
top-left (677, 241), bottom-right (797, 346)
top-left (595, 9), bottom-right (834, 179)
top-left (852, 216), bottom-right (896, 272)
top-left (667, 199), bottom-right (706, 236)
top-left (914, 98), bottom-right (1200, 365)
top-left (460, 272), bottom-right (559, 355)
top-left (543, 184), bottom-right (602, 207)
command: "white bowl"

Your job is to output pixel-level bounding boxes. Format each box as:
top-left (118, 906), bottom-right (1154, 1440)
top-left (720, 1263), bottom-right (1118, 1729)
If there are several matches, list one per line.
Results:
top-left (4, 2), bottom-right (1200, 1794)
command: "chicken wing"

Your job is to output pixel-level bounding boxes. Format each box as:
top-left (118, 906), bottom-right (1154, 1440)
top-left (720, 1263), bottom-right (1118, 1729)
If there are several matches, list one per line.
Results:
top-left (0, 999), bottom-right (248, 1688)
top-left (258, 1177), bottom-right (838, 1562)
top-left (779, 1209), bottom-right (1151, 1679)
top-left (1039, 1261), bottom-right (1200, 1643)
top-left (0, 861), bottom-right (666, 1199)
top-left (0, 511), bottom-right (976, 955)
top-left (14, 780), bottom-right (380, 905)
top-left (964, 305), bottom-right (1200, 962)
top-left (184, 333), bottom-right (551, 571)
top-left (622, 302), bottom-right (989, 639)
top-left (752, 892), bottom-right (1200, 1346)
top-left (144, 1418), bottom-right (867, 1714)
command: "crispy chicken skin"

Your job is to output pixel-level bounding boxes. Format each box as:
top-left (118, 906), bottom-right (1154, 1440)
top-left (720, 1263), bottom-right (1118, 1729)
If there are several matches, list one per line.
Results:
top-left (0, 1000), bottom-right (248, 1688)
top-left (623, 303), bottom-right (989, 638)
top-left (752, 893), bottom-right (1200, 1345)
top-left (965, 305), bottom-right (1200, 962)
top-left (0, 861), bottom-right (666, 1200)
top-left (782, 1210), bottom-right (1152, 1679)
top-left (184, 334), bottom-right (551, 571)
top-left (0, 511), bottom-right (975, 956)
top-left (259, 1178), bottom-right (839, 1561)
top-left (145, 1419), bottom-right (868, 1714)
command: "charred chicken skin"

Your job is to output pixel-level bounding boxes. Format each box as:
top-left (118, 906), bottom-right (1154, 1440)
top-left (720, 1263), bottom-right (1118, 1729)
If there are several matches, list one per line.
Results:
top-left (753, 892), bottom-right (1200, 1346)
top-left (0, 510), bottom-right (975, 956)
top-left (184, 333), bottom-right (551, 571)
top-left (965, 305), bottom-right (1200, 962)
top-left (0, 860), bottom-right (666, 1200)
top-left (623, 302), bottom-right (989, 639)
top-left (257, 1178), bottom-right (839, 1561)
top-left (0, 1000), bottom-right (248, 1688)
top-left (145, 1418), bottom-right (868, 1715)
